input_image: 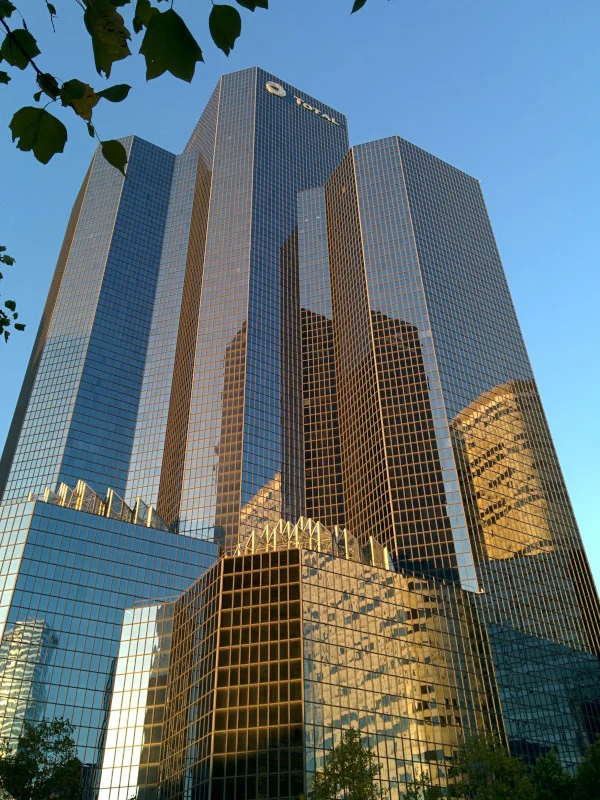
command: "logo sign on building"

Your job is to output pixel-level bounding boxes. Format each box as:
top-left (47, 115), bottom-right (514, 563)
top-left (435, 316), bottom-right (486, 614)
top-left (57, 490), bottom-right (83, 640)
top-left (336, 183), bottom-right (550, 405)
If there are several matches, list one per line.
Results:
top-left (265, 81), bottom-right (340, 126)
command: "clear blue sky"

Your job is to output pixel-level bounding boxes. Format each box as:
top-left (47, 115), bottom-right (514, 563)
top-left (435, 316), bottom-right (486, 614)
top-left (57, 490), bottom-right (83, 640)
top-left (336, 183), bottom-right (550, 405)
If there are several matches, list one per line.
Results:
top-left (2, 0), bottom-right (599, 583)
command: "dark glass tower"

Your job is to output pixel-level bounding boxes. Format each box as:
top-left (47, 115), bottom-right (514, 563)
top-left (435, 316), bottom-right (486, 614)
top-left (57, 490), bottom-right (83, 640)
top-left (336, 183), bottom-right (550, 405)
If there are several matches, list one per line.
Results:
top-left (1, 68), bottom-right (599, 799)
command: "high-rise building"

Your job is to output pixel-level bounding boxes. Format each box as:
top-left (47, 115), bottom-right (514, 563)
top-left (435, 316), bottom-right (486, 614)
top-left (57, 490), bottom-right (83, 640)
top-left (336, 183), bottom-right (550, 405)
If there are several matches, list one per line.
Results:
top-left (1, 67), bottom-right (599, 798)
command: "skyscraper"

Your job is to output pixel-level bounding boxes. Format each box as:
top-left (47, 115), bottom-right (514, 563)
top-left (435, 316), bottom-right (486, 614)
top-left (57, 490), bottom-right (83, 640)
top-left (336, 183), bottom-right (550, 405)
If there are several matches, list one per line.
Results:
top-left (1, 67), bottom-right (599, 798)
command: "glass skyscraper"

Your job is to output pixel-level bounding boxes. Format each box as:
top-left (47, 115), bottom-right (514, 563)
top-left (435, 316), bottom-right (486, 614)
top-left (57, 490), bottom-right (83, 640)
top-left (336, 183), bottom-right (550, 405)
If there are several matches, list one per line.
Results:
top-left (1, 67), bottom-right (599, 798)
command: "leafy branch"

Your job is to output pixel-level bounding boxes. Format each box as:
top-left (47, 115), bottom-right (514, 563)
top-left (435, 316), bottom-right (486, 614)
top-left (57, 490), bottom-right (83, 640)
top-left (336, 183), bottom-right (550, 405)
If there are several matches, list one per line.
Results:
top-left (0, 1), bottom-right (129, 171)
top-left (0, 247), bottom-right (25, 343)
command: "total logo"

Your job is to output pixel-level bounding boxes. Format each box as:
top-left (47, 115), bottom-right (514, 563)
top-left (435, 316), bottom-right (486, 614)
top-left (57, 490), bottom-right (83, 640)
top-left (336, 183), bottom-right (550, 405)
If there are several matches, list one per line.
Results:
top-left (265, 81), bottom-right (340, 126)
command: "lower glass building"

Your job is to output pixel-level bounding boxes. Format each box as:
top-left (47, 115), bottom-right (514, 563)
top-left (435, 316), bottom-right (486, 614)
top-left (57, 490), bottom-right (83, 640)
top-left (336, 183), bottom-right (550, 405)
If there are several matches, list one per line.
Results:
top-left (0, 493), bottom-right (216, 783)
top-left (98, 520), bottom-right (502, 800)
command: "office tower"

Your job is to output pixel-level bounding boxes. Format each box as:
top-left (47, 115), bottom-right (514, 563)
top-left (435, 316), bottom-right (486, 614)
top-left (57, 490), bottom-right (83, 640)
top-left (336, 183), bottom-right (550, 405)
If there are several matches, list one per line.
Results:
top-left (322, 136), bottom-right (600, 762)
top-left (1, 67), bottom-right (600, 799)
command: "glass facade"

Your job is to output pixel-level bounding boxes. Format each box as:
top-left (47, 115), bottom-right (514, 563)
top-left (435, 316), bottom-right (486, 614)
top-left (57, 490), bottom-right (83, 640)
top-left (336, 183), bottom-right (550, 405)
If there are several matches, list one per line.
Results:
top-left (298, 188), bottom-right (346, 529)
top-left (99, 602), bottom-right (174, 800)
top-left (1, 138), bottom-right (176, 501)
top-left (97, 525), bottom-right (502, 799)
top-left (302, 551), bottom-right (499, 795)
top-left (1, 66), bottom-right (599, 798)
top-left (177, 68), bottom-right (349, 542)
top-left (0, 497), bottom-right (216, 785)
top-left (125, 149), bottom-right (209, 520)
top-left (323, 136), bottom-right (600, 766)
top-left (0, 617), bottom-right (58, 740)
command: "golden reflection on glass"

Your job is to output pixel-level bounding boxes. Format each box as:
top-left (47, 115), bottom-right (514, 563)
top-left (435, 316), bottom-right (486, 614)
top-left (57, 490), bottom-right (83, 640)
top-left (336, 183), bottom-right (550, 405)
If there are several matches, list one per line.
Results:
top-left (302, 551), bottom-right (500, 796)
top-left (156, 528), bottom-right (500, 799)
top-left (451, 381), bottom-right (554, 561)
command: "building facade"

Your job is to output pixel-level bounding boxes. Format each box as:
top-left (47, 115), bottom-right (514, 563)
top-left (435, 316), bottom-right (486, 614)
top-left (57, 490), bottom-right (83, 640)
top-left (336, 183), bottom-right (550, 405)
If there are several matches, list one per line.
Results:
top-left (99, 521), bottom-right (501, 800)
top-left (0, 67), bottom-right (599, 797)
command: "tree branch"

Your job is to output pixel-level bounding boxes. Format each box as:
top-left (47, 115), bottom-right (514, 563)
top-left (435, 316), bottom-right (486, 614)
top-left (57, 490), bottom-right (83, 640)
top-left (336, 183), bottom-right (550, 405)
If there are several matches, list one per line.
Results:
top-left (0, 16), bottom-right (44, 78)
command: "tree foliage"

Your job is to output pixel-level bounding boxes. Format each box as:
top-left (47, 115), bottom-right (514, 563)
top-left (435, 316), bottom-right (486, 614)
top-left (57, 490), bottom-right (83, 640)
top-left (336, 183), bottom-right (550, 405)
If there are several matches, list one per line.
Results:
top-left (573, 736), bottom-right (600, 800)
top-left (530, 748), bottom-right (575, 800)
top-left (313, 731), bottom-right (600, 800)
top-left (0, 717), bottom-right (81, 800)
top-left (0, 246), bottom-right (25, 342)
top-left (448, 735), bottom-right (533, 799)
top-left (402, 771), bottom-right (441, 800)
top-left (444, 734), bottom-right (600, 800)
top-left (310, 728), bottom-right (386, 800)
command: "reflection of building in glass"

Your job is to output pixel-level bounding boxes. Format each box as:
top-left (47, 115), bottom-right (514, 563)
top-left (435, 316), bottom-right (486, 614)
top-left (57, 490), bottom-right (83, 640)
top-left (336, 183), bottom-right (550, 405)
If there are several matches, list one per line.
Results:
top-left (238, 473), bottom-right (282, 542)
top-left (0, 618), bottom-right (57, 741)
top-left (99, 603), bottom-right (173, 800)
top-left (214, 323), bottom-right (247, 549)
top-left (370, 312), bottom-right (457, 581)
top-left (301, 548), bottom-right (501, 796)
top-left (0, 498), bottom-right (216, 784)
top-left (301, 308), bottom-right (345, 529)
top-left (324, 143), bottom-right (474, 590)
top-left (298, 188), bottom-right (346, 530)
top-left (1, 65), bottom-right (600, 798)
top-left (174, 70), bottom-right (349, 540)
top-left (451, 381), bottom-right (554, 562)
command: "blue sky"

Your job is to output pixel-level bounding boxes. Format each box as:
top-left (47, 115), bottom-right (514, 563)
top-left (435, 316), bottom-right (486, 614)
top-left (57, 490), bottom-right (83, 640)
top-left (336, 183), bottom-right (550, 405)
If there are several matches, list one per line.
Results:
top-left (2, 0), bottom-right (599, 583)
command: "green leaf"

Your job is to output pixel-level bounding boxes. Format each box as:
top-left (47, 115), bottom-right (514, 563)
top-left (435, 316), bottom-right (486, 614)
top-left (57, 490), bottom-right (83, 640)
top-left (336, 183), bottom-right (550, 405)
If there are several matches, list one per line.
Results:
top-left (235, 0), bottom-right (267, 10)
top-left (351, 0), bottom-right (367, 12)
top-left (97, 83), bottom-right (130, 102)
top-left (132, 0), bottom-right (158, 33)
top-left (4, 300), bottom-right (16, 312)
top-left (0, 0), bottom-right (15, 18)
top-left (59, 79), bottom-right (100, 120)
top-left (101, 139), bottom-right (127, 174)
top-left (209, 4), bottom-right (241, 56)
top-left (0, 29), bottom-right (40, 70)
top-left (36, 72), bottom-right (60, 100)
top-left (0, 254), bottom-right (15, 265)
top-left (140, 9), bottom-right (203, 82)
top-left (14, 323), bottom-right (25, 331)
top-left (87, 122), bottom-right (96, 137)
top-left (33, 90), bottom-right (42, 102)
top-left (9, 106), bottom-right (68, 164)
top-left (0, 70), bottom-right (10, 84)
top-left (109, 0), bottom-right (130, 6)
top-left (71, 87), bottom-right (100, 120)
top-left (45, 0), bottom-right (56, 30)
top-left (83, 0), bottom-right (131, 78)
top-left (60, 78), bottom-right (87, 103)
